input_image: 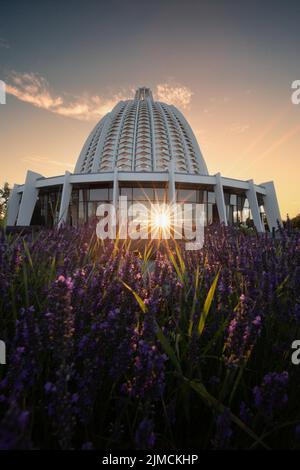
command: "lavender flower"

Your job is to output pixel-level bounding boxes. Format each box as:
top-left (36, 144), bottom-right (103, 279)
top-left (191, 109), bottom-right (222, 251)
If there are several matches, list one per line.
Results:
top-left (212, 408), bottom-right (233, 450)
top-left (135, 418), bottom-right (155, 449)
top-left (253, 371), bottom-right (289, 422)
top-left (223, 295), bottom-right (262, 367)
top-left (0, 224), bottom-right (298, 449)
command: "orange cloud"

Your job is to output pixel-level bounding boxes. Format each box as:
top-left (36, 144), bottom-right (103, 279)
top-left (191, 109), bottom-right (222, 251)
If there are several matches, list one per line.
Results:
top-left (6, 72), bottom-right (194, 120)
top-left (155, 82), bottom-right (193, 108)
top-left (6, 71), bottom-right (127, 121)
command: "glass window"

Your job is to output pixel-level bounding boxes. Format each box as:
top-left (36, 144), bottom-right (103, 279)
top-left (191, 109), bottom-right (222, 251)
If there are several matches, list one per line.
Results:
top-left (207, 204), bottom-right (213, 225)
top-left (233, 210), bottom-right (238, 224)
top-left (78, 202), bottom-right (85, 224)
top-left (89, 188), bottom-right (109, 201)
top-left (88, 202), bottom-right (96, 219)
top-left (154, 188), bottom-right (166, 202)
top-left (207, 191), bottom-right (216, 204)
top-left (257, 194), bottom-right (264, 206)
top-left (70, 203), bottom-right (78, 227)
top-left (197, 190), bottom-right (205, 204)
top-left (228, 205), bottom-right (233, 225)
top-left (237, 195), bottom-right (244, 210)
top-left (79, 189), bottom-right (85, 202)
top-left (72, 189), bottom-right (79, 202)
top-left (177, 189), bottom-right (197, 203)
top-left (133, 187), bottom-right (154, 201)
top-left (121, 187), bottom-right (133, 200)
top-left (140, 201), bottom-right (151, 214)
top-left (212, 204), bottom-right (219, 223)
top-left (230, 194), bottom-right (237, 205)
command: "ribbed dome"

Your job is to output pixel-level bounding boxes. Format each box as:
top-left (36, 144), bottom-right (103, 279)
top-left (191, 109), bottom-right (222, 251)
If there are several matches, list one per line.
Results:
top-left (75, 87), bottom-right (208, 175)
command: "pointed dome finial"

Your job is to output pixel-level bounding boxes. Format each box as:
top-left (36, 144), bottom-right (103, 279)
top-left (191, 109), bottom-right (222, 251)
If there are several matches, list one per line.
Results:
top-left (135, 87), bottom-right (153, 101)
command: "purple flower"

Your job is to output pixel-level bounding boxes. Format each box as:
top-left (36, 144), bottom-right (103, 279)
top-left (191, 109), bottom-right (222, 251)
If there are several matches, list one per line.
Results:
top-left (295, 424), bottom-right (300, 439)
top-left (135, 418), bottom-right (155, 450)
top-left (223, 295), bottom-right (263, 367)
top-left (0, 224), bottom-right (299, 449)
top-left (0, 404), bottom-right (32, 450)
top-left (212, 408), bottom-right (233, 450)
top-left (82, 441), bottom-right (93, 450)
top-left (44, 382), bottom-right (54, 393)
top-left (239, 401), bottom-right (253, 426)
top-left (253, 371), bottom-right (289, 422)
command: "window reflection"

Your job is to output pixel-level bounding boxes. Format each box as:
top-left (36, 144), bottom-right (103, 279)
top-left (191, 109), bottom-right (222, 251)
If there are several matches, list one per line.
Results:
top-left (69, 186), bottom-right (113, 226)
top-left (32, 185), bottom-right (261, 230)
top-left (224, 192), bottom-right (253, 226)
top-left (176, 189), bottom-right (217, 226)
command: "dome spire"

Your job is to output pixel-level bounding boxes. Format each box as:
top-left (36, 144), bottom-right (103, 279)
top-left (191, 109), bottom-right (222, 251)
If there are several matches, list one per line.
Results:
top-left (134, 87), bottom-right (153, 101)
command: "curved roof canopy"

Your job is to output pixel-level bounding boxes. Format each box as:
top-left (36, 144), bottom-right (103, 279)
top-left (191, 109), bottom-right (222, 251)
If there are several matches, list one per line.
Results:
top-left (75, 87), bottom-right (208, 175)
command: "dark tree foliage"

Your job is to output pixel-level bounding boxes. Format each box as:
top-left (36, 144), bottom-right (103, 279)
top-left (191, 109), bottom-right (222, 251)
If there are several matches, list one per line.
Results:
top-left (0, 182), bottom-right (10, 219)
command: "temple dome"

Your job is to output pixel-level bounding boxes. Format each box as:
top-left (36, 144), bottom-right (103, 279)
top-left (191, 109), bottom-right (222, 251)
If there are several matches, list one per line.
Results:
top-left (75, 87), bottom-right (208, 175)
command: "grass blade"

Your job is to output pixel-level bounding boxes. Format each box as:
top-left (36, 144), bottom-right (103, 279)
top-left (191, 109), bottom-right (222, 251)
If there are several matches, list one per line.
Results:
top-left (198, 270), bottom-right (220, 336)
top-left (156, 323), bottom-right (182, 373)
top-left (186, 378), bottom-right (269, 449)
top-left (122, 281), bottom-right (147, 313)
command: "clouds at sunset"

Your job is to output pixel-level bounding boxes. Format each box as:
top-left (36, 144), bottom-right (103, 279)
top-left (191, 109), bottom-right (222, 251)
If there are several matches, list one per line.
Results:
top-left (1, 0), bottom-right (300, 218)
top-left (6, 71), bottom-right (194, 121)
top-left (155, 83), bottom-right (193, 108)
top-left (6, 71), bottom-right (128, 121)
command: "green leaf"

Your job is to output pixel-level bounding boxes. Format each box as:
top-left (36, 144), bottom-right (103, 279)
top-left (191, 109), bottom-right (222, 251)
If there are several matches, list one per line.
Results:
top-left (156, 323), bottom-right (182, 373)
top-left (188, 265), bottom-right (200, 336)
top-left (122, 281), bottom-right (147, 313)
top-left (168, 250), bottom-right (184, 284)
top-left (142, 243), bottom-right (153, 274)
top-left (175, 243), bottom-right (186, 276)
top-left (22, 239), bottom-right (34, 270)
top-left (186, 378), bottom-right (269, 449)
top-left (198, 270), bottom-right (220, 336)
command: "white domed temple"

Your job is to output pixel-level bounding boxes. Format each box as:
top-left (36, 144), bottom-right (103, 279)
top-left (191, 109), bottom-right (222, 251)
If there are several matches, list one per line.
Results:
top-left (7, 87), bottom-right (282, 232)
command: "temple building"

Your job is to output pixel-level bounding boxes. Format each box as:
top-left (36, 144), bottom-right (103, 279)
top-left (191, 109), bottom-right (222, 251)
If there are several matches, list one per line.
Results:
top-left (7, 87), bottom-right (282, 232)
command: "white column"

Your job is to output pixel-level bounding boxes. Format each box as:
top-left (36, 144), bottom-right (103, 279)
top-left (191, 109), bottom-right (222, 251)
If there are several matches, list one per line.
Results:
top-left (16, 170), bottom-right (43, 226)
top-left (246, 179), bottom-right (265, 232)
top-left (7, 184), bottom-right (21, 226)
top-left (168, 159), bottom-right (176, 203)
top-left (214, 172), bottom-right (227, 225)
top-left (260, 181), bottom-right (282, 231)
top-left (58, 171), bottom-right (72, 227)
top-left (113, 167), bottom-right (119, 208)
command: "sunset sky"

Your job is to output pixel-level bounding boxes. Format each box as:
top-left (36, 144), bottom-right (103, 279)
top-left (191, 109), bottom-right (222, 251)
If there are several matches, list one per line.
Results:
top-left (0, 0), bottom-right (299, 217)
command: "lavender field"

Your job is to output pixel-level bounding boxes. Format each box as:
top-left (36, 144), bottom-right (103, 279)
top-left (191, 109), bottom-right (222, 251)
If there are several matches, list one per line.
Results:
top-left (0, 225), bottom-right (299, 449)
